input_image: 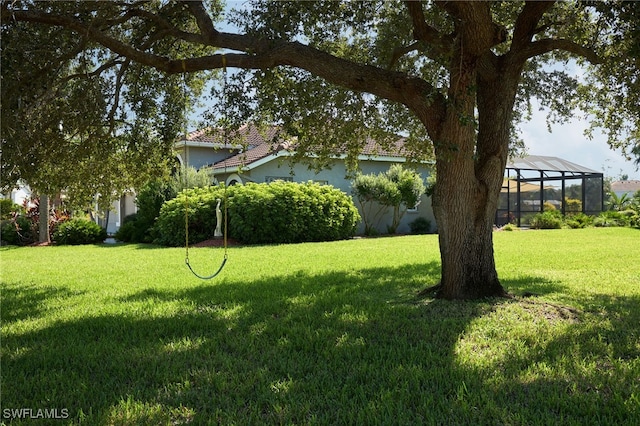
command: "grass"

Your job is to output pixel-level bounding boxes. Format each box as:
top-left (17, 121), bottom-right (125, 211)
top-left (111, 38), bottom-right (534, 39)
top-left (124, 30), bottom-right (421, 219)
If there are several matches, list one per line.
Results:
top-left (1, 227), bottom-right (639, 425)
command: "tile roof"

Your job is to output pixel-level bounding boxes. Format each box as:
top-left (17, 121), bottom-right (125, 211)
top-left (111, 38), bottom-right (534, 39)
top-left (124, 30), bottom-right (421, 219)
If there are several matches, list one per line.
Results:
top-left (611, 180), bottom-right (640, 193)
top-left (183, 123), bottom-right (280, 148)
top-left (196, 124), bottom-right (408, 171)
top-left (361, 136), bottom-right (408, 157)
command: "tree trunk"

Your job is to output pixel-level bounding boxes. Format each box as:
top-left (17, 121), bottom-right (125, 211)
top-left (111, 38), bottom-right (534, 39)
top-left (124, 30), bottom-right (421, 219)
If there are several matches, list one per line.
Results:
top-left (431, 127), bottom-right (506, 300)
top-left (38, 194), bottom-right (50, 244)
top-left (426, 56), bottom-right (518, 300)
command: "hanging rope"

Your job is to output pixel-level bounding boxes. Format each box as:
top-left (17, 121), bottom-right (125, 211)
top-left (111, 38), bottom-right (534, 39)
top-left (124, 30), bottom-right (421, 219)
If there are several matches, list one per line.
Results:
top-left (183, 56), bottom-right (229, 280)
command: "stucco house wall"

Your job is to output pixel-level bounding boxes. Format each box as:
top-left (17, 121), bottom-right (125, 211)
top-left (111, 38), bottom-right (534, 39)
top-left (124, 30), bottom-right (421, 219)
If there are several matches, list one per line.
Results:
top-left (191, 127), bottom-right (436, 236)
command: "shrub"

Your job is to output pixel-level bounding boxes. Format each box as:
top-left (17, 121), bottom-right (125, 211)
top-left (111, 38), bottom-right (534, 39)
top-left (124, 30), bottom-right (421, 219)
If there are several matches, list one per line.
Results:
top-left (409, 217), bottom-right (431, 234)
top-left (0, 216), bottom-right (33, 245)
top-left (53, 218), bottom-right (107, 245)
top-left (351, 165), bottom-right (426, 234)
top-left (169, 166), bottom-right (213, 195)
top-left (154, 182), bottom-right (360, 246)
top-left (564, 213), bottom-right (593, 229)
top-left (530, 210), bottom-right (563, 229)
top-left (228, 181), bottom-right (360, 244)
top-left (593, 210), bottom-right (629, 227)
top-left (565, 197), bottom-right (582, 212)
top-left (120, 180), bottom-right (177, 243)
top-left (114, 214), bottom-right (139, 242)
top-left (0, 198), bottom-right (23, 220)
top-left (154, 186), bottom-right (223, 247)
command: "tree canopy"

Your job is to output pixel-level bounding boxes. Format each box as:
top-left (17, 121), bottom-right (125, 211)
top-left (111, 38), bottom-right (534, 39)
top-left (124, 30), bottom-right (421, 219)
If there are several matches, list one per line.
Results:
top-left (1, 1), bottom-right (214, 210)
top-left (2, 0), bottom-right (638, 298)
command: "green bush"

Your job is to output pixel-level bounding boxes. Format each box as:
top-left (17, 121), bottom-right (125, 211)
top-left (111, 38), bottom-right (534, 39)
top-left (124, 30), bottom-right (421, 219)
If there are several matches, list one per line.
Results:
top-left (564, 212), bottom-right (593, 229)
top-left (530, 210), bottom-right (563, 229)
top-left (0, 216), bottom-right (33, 245)
top-left (228, 181), bottom-right (360, 244)
top-left (123, 180), bottom-right (178, 243)
top-left (351, 165), bottom-right (426, 235)
top-left (53, 218), bottom-right (107, 245)
top-left (154, 186), bottom-right (223, 247)
top-left (114, 214), bottom-right (139, 242)
top-left (593, 210), bottom-right (630, 227)
top-left (154, 182), bottom-right (360, 246)
top-left (409, 217), bottom-right (431, 234)
top-left (565, 197), bottom-right (582, 212)
top-left (0, 198), bottom-right (23, 220)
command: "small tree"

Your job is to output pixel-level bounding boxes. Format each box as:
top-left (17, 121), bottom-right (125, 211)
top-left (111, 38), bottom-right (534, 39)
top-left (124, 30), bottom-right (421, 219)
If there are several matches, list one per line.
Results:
top-left (352, 165), bottom-right (426, 235)
top-left (170, 166), bottom-right (213, 195)
top-left (607, 192), bottom-right (631, 211)
top-left (564, 197), bottom-right (582, 213)
top-left (385, 164), bottom-right (426, 233)
top-left (351, 173), bottom-right (393, 235)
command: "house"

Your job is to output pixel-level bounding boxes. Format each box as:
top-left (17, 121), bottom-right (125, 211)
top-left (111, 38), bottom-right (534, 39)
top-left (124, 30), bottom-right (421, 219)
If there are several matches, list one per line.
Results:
top-left (175, 124), bottom-right (435, 234)
top-left (610, 180), bottom-right (640, 198)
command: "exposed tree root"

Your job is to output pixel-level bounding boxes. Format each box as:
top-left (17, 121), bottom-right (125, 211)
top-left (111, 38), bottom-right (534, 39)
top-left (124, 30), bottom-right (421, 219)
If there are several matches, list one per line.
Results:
top-left (416, 282), bottom-right (442, 299)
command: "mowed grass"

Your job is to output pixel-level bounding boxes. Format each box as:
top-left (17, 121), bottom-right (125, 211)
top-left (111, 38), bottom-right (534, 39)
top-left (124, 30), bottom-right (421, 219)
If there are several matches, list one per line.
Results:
top-left (1, 227), bottom-right (639, 425)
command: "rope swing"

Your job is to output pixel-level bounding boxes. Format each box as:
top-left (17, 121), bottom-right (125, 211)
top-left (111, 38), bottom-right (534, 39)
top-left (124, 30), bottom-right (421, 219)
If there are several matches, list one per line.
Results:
top-left (183, 56), bottom-right (229, 280)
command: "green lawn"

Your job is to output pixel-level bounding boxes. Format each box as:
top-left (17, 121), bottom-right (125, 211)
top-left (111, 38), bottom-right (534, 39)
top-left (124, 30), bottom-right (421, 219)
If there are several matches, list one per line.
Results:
top-left (1, 228), bottom-right (639, 425)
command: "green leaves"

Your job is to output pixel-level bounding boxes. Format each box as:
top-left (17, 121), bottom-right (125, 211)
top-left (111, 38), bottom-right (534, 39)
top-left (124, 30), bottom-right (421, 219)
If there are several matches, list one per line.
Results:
top-left (352, 164), bottom-right (426, 234)
top-left (0, 1), bottom-right (214, 211)
top-left (154, 181), bottom-right (360, 246)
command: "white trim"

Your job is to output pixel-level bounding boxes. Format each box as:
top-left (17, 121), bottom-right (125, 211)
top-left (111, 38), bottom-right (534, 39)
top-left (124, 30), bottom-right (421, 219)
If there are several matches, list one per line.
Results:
top-left (211, 149), bottom-right (434, 174)
top-left (226, 173), bottom-right (243, 186)
top-left (174, 140), bottom-right (242, 149)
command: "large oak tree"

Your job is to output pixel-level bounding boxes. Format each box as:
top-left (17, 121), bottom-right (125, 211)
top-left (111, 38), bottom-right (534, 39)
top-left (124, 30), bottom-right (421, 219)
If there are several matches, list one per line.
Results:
top-left (2, 1), bottom-right (638, 297)
top-left (1, 1), bottom-right (211, 242)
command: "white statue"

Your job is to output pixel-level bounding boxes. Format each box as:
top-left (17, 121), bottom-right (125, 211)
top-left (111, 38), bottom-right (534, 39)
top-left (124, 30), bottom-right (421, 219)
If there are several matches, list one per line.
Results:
top-left (214, 198), bottom-right (223, 238)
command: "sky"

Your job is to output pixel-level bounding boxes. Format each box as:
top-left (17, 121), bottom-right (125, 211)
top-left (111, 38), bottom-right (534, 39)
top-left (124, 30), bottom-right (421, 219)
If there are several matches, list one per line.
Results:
top-left (518, 105), bottom-right (639, 181)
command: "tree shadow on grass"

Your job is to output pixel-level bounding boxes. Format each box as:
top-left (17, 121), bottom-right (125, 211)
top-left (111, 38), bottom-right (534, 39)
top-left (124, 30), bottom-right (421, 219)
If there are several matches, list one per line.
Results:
top-left (2, 264), bottom-right (639, 424)
top-left (0, 284), bottom-right (84, 323)
top-left (501, 275), bottom-right (570, 297)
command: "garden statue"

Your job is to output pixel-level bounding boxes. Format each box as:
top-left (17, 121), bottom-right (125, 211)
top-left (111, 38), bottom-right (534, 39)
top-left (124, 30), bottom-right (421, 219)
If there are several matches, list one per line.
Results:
top-left (214, 198), bottom-right (223, 238)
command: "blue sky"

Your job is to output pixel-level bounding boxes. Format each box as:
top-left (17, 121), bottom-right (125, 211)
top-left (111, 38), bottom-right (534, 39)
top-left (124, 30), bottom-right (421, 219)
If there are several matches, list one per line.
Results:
top-left (519, 104), bottom-right (638, 180)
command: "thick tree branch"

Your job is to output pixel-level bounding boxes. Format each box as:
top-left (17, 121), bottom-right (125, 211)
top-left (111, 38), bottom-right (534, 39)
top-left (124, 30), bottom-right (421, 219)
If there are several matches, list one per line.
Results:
top-left (435, 1), bottom-right (506, 55)
top-left (3, 6), bottom-right (447, 135)
top-left (388, 41), bottom-right (421, 69)
top-left (511, 1), bottom-right (556, 49)
top-left (517, 38), bottom-right (602, 65)
top-left (405, 0), bottom-right (452, 57)
top-left (184, 1), bottom-right (219, 44)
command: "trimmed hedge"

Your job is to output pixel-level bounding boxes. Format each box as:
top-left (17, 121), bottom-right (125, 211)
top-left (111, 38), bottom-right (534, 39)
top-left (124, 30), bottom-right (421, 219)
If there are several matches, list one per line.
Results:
top-left (53, 218), bottom-right (107, 245)
top-left (154, 181), bottom-right (360, 246)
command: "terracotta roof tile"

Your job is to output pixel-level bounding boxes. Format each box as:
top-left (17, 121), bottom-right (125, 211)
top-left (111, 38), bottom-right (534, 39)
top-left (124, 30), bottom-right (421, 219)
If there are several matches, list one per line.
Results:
top-left (611, 180), bottom-right (640, 193)
top-left (193, 123), bottom-right (408, 171)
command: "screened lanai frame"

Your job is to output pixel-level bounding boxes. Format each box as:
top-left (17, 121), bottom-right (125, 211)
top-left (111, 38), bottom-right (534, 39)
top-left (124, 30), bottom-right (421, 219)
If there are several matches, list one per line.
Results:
top-left (496, 155), bottom-right (604, 227)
